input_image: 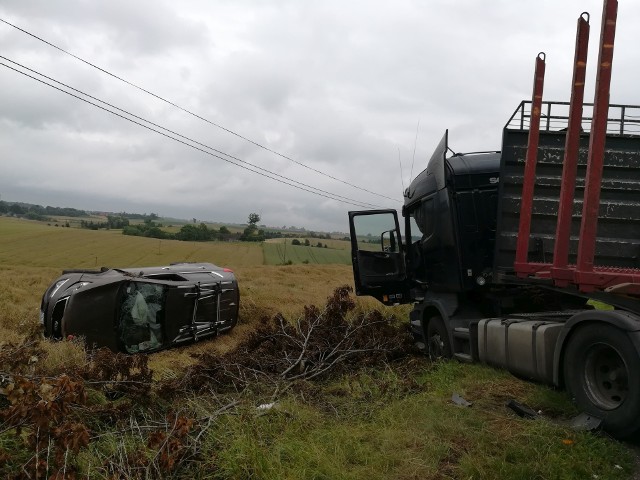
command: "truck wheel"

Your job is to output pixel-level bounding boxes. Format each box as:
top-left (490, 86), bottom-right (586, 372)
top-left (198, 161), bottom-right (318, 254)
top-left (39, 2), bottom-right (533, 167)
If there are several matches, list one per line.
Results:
top-left (563, 324), bottom-right (640, 438)
top-left (426, 315), bottom-right (452, 360)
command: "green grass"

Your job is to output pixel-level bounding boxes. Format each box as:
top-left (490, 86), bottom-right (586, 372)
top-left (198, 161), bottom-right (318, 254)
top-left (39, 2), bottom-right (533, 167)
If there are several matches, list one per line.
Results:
top-left (189, 363), bottom-right (633, 480)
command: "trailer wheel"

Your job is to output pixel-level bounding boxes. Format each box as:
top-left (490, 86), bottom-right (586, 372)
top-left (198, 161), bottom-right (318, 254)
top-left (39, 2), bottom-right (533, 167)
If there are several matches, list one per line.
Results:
top-left (426, 315), bottom-right (452, 360)
top-left (563, 324), bottom-right (640, 438)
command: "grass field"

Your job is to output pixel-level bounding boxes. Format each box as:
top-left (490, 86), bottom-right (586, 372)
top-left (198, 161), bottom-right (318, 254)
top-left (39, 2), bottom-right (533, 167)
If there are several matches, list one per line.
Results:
top-left (263, 241), bottom-right (351, 265)
top-left (0, 217), bottom-right (264, 269)
top-left (0, 215), bottom-right (636, 479)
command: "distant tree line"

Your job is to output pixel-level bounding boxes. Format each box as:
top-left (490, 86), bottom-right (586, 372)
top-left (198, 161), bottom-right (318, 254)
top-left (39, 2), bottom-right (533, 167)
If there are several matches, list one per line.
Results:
top-left (239, 214), bottom-right (334, 243)
top-left (80, 215), bottom-right (131, 230)
top-left (77, 213), bottom-right (162, 231)
top-left (123, 221), bottom-right (172, 239)
top-left (119, 213), bottom-right (330, 245)
top-left (122, 220), bottom-right (235, 242)
top-left (0, 202), bottom-right (165, 226)
top-left (0, 201), bottom-right (87, 220)
top-left (174, 223), bottom-right (225, 241)
top-left (1, 202), bottom-right (339, 244)
top-left (304, 231), bottom-right (333, 240)
top-left (291, 239), bottom-right (329, 248)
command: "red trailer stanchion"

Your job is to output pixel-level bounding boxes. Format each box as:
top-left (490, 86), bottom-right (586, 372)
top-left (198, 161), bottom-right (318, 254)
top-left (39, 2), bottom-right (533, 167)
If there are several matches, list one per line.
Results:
top-left (514, 53), bottom-right (545, 277)
top-left (551, 13), bottom-right (590, 286)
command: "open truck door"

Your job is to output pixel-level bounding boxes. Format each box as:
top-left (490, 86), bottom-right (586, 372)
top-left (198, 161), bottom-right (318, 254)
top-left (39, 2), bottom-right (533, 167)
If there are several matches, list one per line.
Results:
top-left (348, 210), bottom-right (411, 305)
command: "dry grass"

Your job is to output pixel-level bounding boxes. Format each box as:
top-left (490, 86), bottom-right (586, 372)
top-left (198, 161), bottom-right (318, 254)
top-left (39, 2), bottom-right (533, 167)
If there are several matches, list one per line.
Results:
top-left (236, 264), bottom-right (353, 318)
top-left (38, 337), bottom-right (88, 375)
top-left (0, 217), bottom-right (367, 377)
top-left (0, 265), bottom-right (58, 342)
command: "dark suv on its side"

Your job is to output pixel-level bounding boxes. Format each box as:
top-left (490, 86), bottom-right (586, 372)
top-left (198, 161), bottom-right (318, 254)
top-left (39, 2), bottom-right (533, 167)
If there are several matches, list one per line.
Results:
top-left (40, 262), bottom-right (239, 353)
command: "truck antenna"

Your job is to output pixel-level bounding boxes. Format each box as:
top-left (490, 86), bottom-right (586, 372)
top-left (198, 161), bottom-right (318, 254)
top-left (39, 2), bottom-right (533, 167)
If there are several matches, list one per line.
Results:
top-left (397, 146), bottom-right (406, 192)
top-left (409, 119), bottom-right (420, 182)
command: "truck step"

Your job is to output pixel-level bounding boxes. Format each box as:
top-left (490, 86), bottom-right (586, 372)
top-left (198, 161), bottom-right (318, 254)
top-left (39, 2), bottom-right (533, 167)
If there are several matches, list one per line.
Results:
top-left (454, 352), bottom-right (473, 363)
top-left (453, 327), bottom-right (470, 339)
top-left (410, 319), bottom-right (423, 335)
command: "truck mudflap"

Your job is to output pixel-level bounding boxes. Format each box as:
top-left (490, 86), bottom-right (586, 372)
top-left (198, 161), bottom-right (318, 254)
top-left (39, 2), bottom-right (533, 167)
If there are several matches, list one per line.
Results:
top-left (477, 318), bottom-right (563, 384)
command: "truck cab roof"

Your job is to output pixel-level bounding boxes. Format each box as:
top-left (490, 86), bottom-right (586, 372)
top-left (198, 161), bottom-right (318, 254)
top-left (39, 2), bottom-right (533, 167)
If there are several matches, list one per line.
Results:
top-left (404, 130), bottom-right (500, 209)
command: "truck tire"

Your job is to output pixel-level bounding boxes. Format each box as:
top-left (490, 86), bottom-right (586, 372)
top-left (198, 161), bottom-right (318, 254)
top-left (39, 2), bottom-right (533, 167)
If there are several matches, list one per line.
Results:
top-left (563, 323), bottom-right (640, 438)
top-left (426, 315), bottom-right (452, 360)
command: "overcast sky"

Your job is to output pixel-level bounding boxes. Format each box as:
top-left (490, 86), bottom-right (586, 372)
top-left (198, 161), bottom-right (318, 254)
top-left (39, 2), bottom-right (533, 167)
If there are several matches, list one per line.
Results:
top-left (1, 0), bottom-right (639, 233)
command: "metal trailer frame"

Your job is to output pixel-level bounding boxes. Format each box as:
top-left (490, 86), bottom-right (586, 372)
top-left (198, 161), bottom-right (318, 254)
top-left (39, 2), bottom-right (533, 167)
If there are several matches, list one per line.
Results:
top-left (508, 0), bottom-right (640, 297)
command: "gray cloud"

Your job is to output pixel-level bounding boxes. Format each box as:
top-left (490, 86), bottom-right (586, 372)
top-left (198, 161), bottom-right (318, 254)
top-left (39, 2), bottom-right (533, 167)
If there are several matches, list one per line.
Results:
top-left (1, 0), bottom-right (639, 233)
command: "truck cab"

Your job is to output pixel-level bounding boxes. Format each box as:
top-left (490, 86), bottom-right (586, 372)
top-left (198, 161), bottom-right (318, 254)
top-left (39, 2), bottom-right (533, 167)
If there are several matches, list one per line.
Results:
top-left (349, 130), bottom-right (501, 303)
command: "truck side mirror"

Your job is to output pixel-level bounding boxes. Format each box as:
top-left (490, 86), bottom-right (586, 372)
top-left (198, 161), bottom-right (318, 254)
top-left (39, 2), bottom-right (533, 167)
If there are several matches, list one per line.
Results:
top-left (381, 229), bottom-right (397, 252)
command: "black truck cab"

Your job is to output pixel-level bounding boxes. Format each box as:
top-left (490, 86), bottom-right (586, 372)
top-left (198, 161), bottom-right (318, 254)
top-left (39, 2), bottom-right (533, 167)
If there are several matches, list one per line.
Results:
top-left (349, 130), bottom-right (500, 303)
top-left (403, 131), bottom-right (500, 293)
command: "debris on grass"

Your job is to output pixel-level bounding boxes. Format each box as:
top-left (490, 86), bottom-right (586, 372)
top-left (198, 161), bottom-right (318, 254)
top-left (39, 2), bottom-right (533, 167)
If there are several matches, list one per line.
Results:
top-left (506, 399), bottom-right (538, 419)
top-left (161, 285), bottom-right (415, 396)
top-left (451, 392), bottom-right (472, 407)
top-left (569, 412), bottom-right (602, 431)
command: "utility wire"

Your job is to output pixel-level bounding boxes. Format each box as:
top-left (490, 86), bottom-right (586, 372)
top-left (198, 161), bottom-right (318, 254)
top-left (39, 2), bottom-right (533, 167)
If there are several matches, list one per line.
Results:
top-left (0, 55), bottom-right (383, 209)
top-left (0, 59), bottom-right (385, 209)
top-left (0, 17), bottom-right (400, 203)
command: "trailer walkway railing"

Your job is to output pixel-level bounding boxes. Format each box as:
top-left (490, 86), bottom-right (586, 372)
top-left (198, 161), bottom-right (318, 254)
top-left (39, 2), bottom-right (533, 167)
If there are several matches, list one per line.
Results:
top-left (506, 100), bottom-right (640, 136)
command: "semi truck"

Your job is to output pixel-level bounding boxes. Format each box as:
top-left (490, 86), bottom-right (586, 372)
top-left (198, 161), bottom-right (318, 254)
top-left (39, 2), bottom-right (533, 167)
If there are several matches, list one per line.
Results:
top-left (348, 0), bottom-right (640, 438)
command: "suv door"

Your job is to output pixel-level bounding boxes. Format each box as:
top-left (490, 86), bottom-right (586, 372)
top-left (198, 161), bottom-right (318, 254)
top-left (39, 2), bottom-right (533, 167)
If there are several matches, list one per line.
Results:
top-left (348, 210), bottom-right (411, 305)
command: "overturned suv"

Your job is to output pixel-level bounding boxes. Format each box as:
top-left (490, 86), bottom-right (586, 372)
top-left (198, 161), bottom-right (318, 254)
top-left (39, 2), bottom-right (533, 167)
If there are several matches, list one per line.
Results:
top-left (40, 262), bottom-right (239, 353)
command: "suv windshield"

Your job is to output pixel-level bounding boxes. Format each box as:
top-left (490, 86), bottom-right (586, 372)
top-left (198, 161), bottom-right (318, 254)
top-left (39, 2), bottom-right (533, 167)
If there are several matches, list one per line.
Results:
top-left (119, 281), bottom-right (167, 353)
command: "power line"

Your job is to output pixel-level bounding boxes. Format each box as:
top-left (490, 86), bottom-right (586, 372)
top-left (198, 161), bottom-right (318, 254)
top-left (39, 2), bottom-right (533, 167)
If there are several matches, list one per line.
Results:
top-left (0, 59), bottom-right (379, 209)
top-left (1, 55), bottom-right (384, 209)
top-left (0, 59), bottom-right (387, 209)
top-left (0, 17), bottom-right (400, 203)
